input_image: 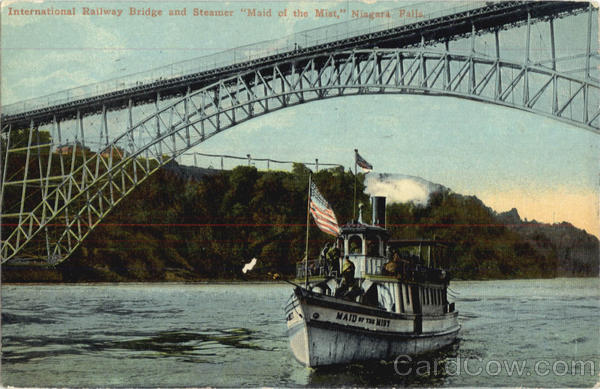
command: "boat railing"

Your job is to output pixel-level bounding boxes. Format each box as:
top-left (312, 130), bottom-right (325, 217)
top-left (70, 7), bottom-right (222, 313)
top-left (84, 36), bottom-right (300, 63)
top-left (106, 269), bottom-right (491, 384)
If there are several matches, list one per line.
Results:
top-left (364, 259), bottom-right (450, 283)
top-left (296, 260), bottom-right (332, 279)
top-left (363, 256), bottom-right (387, 276)
top-left (296, 256), bottom-right (448, 281)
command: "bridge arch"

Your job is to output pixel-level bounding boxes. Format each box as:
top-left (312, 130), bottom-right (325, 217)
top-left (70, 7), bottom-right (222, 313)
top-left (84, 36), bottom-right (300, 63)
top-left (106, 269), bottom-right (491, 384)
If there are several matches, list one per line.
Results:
top-left (2, 48), bottom-right (599, 264)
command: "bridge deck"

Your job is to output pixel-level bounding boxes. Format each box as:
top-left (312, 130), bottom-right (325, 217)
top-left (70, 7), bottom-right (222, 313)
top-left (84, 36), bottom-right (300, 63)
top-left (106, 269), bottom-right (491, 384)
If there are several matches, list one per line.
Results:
top-left (1, 0), bottom-right (588, 128)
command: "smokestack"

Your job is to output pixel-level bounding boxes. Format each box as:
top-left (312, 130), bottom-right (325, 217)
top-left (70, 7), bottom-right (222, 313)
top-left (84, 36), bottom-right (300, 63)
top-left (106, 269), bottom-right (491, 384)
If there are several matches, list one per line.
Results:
top-left (371, 196), bottom-right (386, 228)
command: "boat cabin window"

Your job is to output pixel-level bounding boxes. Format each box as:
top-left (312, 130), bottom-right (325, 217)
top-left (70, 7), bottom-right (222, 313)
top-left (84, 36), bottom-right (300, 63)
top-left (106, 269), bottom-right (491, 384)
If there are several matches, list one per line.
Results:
top-left (348, 235), bottom-right (362, 254)
top-left (366, 237), bottom-right (379, 257)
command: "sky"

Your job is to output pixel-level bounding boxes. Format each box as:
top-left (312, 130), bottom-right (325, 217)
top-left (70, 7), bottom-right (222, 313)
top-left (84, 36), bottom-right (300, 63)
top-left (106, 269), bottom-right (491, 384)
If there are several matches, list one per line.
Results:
top-left (1, 0), bottom-right (599, 236)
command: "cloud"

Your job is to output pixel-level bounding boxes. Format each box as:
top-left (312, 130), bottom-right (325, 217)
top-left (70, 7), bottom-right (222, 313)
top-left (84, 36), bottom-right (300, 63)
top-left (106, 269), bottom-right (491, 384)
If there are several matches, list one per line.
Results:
top-left (1, 0), bottom-right (43, 9)
top-left (13, 68), bottom-right (97, 92)
top-left (232, 107), bottom-right (298, 136)
top-left (2, 0), bottom-right (57, 27)
top-left (3, 13), bottom-right (126, 103)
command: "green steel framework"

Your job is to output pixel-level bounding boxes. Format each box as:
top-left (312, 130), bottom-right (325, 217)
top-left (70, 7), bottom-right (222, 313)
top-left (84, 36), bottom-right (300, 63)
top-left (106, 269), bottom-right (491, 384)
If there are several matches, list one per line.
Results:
top-left (0, 4), bottom-right (598, 265)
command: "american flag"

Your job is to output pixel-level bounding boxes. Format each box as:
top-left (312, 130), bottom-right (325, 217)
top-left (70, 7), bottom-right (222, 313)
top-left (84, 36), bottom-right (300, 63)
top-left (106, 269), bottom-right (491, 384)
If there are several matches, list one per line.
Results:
top-left (309, 182), bottom-right (341, 236)
top-left (355, 151), bottom-right (373, 172)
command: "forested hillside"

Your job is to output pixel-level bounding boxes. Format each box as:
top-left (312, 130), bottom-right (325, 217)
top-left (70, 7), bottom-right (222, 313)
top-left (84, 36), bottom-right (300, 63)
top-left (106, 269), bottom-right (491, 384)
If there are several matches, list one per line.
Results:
top-left (3, 162), bottom-right (598, 282)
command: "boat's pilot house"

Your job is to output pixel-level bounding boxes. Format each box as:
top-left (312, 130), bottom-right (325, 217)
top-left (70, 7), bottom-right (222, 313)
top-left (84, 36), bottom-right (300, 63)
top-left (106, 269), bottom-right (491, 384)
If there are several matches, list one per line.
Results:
top-left (338, 197), bottom-right (447, 280)
top-left (339, 223), bottom-right (389, 278)
top-left (338, 196), bottom-right (389, 278)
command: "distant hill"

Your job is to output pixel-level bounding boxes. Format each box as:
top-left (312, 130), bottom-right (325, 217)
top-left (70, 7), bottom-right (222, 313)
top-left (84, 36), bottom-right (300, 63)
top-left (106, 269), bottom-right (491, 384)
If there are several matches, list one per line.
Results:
top-left (162, 160), bottom-right (221, 181)
top-left (496, 208), bottom-right (523, 225)
top-left (495, 207), bottom-right (598, 276)
top-left (2, 162), bottom-right (598, 282)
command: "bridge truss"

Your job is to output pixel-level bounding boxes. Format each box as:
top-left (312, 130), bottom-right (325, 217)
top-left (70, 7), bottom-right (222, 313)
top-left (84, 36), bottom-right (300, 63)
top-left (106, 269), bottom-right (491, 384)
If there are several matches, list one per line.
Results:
top-left (1, 2), bottom-right (598, 265)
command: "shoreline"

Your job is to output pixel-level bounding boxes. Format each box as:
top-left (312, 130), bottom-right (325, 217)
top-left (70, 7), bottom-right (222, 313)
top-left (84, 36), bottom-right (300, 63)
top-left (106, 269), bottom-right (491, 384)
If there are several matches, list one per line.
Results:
top-left (0, 280), bottom-right (289, 286)
top-left (2, 276), bottom-right (598, 286)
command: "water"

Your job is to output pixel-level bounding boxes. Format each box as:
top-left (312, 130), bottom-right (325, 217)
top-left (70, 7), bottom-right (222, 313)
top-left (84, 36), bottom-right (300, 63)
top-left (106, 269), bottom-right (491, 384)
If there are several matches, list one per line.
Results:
top-left (2, 278), bottom-right (599, 387)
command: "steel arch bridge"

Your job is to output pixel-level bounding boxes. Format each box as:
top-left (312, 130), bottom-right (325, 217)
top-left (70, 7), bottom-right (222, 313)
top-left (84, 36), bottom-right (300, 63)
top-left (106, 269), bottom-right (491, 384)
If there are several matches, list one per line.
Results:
top-left (1, 2), bottom-right (598, 265)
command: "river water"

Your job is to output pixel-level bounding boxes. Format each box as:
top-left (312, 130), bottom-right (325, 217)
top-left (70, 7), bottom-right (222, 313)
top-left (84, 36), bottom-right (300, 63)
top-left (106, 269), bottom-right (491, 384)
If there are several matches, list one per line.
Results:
top-left (2, 278), bottom-right (598, 387)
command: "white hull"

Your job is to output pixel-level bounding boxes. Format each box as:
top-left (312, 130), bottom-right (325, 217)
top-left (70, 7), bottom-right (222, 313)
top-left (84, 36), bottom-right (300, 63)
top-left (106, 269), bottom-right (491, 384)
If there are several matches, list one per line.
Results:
top-left (286, 288), bottom-right (460, 367)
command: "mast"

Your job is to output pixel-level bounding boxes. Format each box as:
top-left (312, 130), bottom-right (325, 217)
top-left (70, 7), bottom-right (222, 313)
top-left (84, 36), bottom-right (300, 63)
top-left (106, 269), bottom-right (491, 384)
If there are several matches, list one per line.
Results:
top-left (305, 172), bottom-right (312, 287)
top-left (353, 149), bottom-right (357, 220)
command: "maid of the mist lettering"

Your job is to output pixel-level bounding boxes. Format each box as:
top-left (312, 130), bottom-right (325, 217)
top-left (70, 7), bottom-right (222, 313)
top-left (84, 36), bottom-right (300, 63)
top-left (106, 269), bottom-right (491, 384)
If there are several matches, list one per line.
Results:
top-left (336, 312), bottom-right (358, 322)
top-left (335, 312), bottom-right (391, 327)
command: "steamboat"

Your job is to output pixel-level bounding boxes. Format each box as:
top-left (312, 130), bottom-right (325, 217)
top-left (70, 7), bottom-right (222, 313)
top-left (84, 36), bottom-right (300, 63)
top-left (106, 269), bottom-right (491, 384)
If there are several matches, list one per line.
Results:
top-left (285, 195), bottom-right (460, 367)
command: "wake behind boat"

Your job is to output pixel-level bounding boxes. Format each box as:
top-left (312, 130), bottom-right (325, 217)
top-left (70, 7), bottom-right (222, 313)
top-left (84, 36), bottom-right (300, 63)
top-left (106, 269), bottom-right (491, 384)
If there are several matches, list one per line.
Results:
top-left (284, 169), bottom-right (460, 367)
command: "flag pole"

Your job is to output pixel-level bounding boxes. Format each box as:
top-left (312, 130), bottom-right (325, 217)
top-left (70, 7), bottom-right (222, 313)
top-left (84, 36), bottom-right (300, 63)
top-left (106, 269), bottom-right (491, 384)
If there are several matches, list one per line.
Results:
top-left (305, 172), bottom-right (312, 287)
top-left (353, 149), bottom-right (358, 221)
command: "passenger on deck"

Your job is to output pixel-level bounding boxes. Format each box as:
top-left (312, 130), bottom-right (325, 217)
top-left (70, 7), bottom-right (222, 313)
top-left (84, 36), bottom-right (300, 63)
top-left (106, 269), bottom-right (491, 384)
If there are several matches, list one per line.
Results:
top-left (335, 257), bottom-right (361, 299)
top-left (383, 251), bottom-right (400, 275)
top-left (383, 251), bottom-right (410, 276)
top-left (326, 244), bottom-right (341, 276)
top-left (319, 243), bottom-right (330, 275)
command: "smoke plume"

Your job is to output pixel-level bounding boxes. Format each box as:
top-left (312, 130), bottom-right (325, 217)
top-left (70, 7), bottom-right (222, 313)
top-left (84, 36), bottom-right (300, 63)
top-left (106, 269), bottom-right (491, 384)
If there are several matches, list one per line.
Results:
top-left (364, 172), bottom-right (444, 205)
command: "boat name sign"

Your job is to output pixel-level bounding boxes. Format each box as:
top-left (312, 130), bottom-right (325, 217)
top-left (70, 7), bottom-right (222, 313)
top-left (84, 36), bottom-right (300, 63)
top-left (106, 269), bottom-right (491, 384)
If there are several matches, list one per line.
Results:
top-left (335, 311), bottom-right (391, 328)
